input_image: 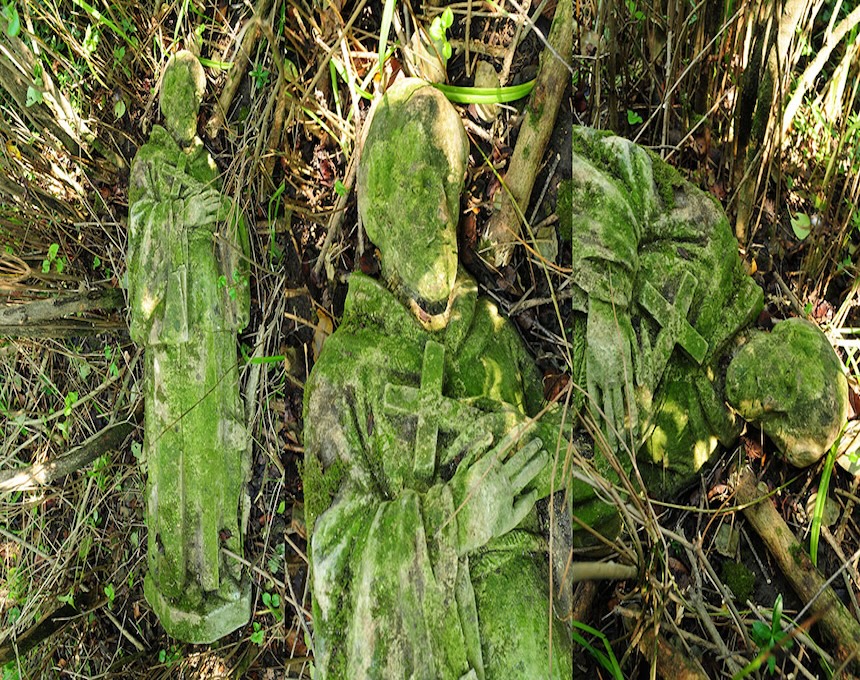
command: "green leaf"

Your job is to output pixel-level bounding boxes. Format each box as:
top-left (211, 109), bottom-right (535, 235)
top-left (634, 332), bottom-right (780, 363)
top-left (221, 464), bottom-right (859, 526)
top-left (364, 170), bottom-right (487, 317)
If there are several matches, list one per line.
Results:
top-left (262, 592), bottom-right (271, 607)
top-left (627, 109), bottom-right (643, 125)
top-left (25, 84), bottom-right (43, 107)
top-left (790, 212), bottom-right (811, 240)
top-left (378, 0), bottom-right (397, 76)
top-left (4, 3), bottom-right (20, 37)
top-left (750, 620), bottom-right (772, 646)
top-left (334, 179), bottom-right (348, 197)
top-left (432, 79), bottom-right (535, 104)
top-left (276, 500), bottom-right (286, 514)
top-left (114, 98), bottom-right (126, 119)
top-left (772, 594), bottom-right (783, 632)
top-left (442, 42), bottom-right (452, 60)
top-left (442, 7), bottom-right (454, 28)
top-left (41, 259), bottom-right (50, 274)
top-left (47, 243), bottom-right (59, 260)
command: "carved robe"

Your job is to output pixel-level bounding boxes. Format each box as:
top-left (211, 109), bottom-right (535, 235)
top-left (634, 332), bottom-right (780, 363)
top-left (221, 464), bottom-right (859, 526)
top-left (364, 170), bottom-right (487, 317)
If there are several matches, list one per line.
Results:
top-left (303, 271), bottom-right (573, 679)
top-left (128, 125), bottom-right (251, 641)
top-left (567, 127), bottom-right (764, 495)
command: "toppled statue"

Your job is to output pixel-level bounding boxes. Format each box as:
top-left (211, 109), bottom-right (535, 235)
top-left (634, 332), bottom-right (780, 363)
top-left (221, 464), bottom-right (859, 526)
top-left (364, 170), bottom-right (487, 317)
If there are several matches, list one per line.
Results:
top-left (303, 79), bottom-right (573, 678)
top-left (566, 127), bottom-right (848, 541)
top-left (127, 51), bottom-right (252, 642)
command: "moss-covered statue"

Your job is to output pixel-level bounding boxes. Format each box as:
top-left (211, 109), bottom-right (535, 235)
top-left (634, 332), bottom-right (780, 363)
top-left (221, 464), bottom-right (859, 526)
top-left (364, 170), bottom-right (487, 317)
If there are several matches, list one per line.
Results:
top-left (303, 79), bottom-right (573, 678)
top-left (566, 127), bottom-right (848, 541)
top-left (127, 50), bottom-right (252, 643)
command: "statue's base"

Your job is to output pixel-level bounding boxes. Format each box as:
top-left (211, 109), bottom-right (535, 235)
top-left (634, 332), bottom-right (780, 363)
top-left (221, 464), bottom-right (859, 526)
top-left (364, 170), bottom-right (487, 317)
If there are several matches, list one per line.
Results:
top-left (144, 574), bottom-right (252, 643)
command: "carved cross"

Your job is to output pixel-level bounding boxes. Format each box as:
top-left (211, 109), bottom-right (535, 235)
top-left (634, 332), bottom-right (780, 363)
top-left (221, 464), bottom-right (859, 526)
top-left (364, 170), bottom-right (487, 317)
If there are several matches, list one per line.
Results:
top-left (383, 341), bottom-right (471, 482)
top-left (638, 271), bottom-right (708, 386)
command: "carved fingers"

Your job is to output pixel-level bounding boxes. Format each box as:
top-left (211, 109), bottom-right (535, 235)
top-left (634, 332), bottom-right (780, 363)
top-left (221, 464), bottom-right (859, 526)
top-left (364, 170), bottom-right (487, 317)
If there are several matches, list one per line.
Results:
top-left (586, 298), bottom-right (639, 451)
top-left (182, 188), bottom-right (226, 226)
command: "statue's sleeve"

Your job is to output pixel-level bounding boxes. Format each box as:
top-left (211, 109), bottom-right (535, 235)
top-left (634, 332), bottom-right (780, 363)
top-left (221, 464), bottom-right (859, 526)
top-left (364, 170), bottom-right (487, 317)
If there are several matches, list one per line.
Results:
top-left (128, 155), bottom-right (174, 345)
top-left (304, 368), bottom-right (483, 680)
top-left (569, 128), bottom-right (661, 309)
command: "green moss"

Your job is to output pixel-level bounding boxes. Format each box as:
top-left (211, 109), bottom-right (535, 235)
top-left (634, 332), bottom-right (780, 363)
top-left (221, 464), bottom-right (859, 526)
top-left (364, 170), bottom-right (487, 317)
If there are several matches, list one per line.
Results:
top-left (557, 178), bottom-right (573, 240)
top-left (789, 541), bottom-right (805, 566)
top-left (301, 454), bottom-right (346, 533)
top-left (720, 561), bottom-right (755, 603)
top-left (646, 148), bottom-right (683, 211)
top-left (571, 127), bottom-right (617, 179)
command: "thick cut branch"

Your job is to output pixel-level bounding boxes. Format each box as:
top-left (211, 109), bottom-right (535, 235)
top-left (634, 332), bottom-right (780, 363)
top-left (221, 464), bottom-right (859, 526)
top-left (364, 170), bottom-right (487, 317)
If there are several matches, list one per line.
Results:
top-left (0, 289), bottom-right (124, 337)
top-left (483, 0), bottom-right (572, 267)
top-left (0, 419), bottom-right (137, 492)
top-left (735, 467), bottom-right (860, 671)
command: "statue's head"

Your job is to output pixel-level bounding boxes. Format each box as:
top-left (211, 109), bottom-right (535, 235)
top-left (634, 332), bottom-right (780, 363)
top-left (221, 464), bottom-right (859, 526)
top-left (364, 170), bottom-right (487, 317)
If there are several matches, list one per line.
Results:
top-left (726, 318), bottom-right (848, 467)
top-left (160, 51), bottom-right (206, 145)
top-left (357, 78), bottom-right (469, 311)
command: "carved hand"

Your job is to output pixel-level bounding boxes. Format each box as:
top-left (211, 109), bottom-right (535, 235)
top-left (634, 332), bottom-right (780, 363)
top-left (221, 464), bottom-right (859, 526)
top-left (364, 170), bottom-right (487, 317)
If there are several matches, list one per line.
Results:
top-left (449, 433), bottom-right (547, 556)
top-left (181, 188), bottom-right (227, 226)
top-left (586, 297), bottom-right (638, 450)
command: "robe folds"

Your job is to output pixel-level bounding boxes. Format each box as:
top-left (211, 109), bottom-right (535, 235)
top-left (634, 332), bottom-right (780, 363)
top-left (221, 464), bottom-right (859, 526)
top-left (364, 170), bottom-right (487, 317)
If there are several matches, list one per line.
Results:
top-left (303, 271), bottom-right (574, 679)
top-left (128, 125), bottom-right (252, 641)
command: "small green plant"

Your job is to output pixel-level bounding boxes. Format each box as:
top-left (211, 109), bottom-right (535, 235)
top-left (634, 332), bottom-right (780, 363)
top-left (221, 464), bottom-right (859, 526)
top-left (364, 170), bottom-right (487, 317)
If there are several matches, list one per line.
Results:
top-left (2, 660), bottom-right (21, 680)
top-left (250, 621), bottom-right (265, 645)
top-left (625, 0), bottom-right (645, 21)
top-left (250, 63), bottom-right (270, 89)
top-left (627, 109), bottom-right (643, 126)
top-left (571, 620), bottom-right (622, 679)
top-left (41, 243), bottom-right (65, 274)
top-left (217, 270), bottom-right (247, 300)
top-left (261, 591), bottom-right (283, 621)
top-left (747, 594), bottom-right (794, 675)
top-left (157, 646), bottom-right (181, 664)
top-left (57, 590), bottom-right (75, 607)
top-left (267, 542), bottom-right (286, 575)
top-left (104, 583), bottom-right (115, 608)
top-left (428, 7), bottom-right (454, 63)
top-left (104, 344), bottom-right (119, 378)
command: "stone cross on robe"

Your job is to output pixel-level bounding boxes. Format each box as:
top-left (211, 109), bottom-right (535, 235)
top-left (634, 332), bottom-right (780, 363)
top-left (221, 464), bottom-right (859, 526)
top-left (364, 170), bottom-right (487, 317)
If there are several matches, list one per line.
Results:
top-left (383, 341), bottom-right (477, 483)
top-left (637, 270), bottom-right (709, 388)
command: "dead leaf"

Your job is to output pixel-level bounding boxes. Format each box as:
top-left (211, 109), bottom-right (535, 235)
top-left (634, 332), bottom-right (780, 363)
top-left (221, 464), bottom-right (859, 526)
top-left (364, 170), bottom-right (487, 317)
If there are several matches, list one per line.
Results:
top-left (312, 309), bottom-right (334, 361)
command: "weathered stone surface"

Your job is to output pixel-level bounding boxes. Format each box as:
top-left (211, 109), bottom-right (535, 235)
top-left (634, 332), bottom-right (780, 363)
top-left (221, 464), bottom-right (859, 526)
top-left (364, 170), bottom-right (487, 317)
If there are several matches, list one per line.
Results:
top-left (128, 50), bottom-right (251, 643)
top-left (726, 318), bottom-right (848, 467)
top-left (566, 126), bottom-right (847, 531)
top-left (568, 126), bottom-right (764, 503)
top-left (303, 79), bottom-right (573, 679)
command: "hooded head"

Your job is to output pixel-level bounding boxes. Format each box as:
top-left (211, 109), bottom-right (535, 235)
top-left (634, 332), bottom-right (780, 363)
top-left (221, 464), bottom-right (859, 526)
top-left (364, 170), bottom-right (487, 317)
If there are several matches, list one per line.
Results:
top-left (357, 78), bottom-right (469, 311)
top-left (159, 51), bottom-right (206, 146)
top-left (726, 318), bottom-right (848, 467)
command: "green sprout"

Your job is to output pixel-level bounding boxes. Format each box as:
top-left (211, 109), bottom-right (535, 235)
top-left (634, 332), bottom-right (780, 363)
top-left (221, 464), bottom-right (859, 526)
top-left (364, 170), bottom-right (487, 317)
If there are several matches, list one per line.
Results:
top-left (429, 7), bottom-right (454, 63)
top-left (748, 595), bottom-right (794, 675)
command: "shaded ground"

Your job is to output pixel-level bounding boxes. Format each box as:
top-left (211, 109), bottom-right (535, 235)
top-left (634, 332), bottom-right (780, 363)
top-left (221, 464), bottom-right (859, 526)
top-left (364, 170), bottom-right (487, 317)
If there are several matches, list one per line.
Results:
top-left (0, 1), bottom-right (859, 678)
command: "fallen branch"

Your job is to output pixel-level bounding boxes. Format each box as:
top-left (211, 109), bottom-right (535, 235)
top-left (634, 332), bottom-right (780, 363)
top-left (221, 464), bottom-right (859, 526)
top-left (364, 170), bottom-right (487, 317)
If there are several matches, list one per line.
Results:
top-left (0, 289), bottom-right (124, 337)
top-left (483, 0), bottom-right (572, 267)
top-left (205, 0), bottom-right (274, 139)
top-left (572, 560), bottom-right (638, 583)
top-left (734, 466), bottom-right (860, 672)
top-left (0, 418), bottom-right (138, 493)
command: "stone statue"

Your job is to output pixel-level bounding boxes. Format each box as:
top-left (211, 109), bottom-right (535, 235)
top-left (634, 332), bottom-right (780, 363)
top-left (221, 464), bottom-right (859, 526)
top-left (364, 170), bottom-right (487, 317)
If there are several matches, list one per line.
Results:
top-left (566, 126), bottom-right (848, 542)
top-left (127, 51), bottom-right (252, 642)
top-left (303, 79), bottom-right (573, 679)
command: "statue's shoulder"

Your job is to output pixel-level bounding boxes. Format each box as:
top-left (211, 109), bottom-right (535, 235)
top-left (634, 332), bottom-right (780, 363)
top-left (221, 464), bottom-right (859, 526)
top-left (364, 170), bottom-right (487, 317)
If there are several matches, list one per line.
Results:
top-left (132, 126), bottom-right (178, 166)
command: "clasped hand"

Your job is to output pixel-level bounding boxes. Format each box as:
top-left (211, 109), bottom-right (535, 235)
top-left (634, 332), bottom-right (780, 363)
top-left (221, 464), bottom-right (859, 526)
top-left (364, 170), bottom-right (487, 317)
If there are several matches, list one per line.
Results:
top-left (448, 429), bottom-right (547, 556)
top-left (181, 188), bottom-right (228, 226)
